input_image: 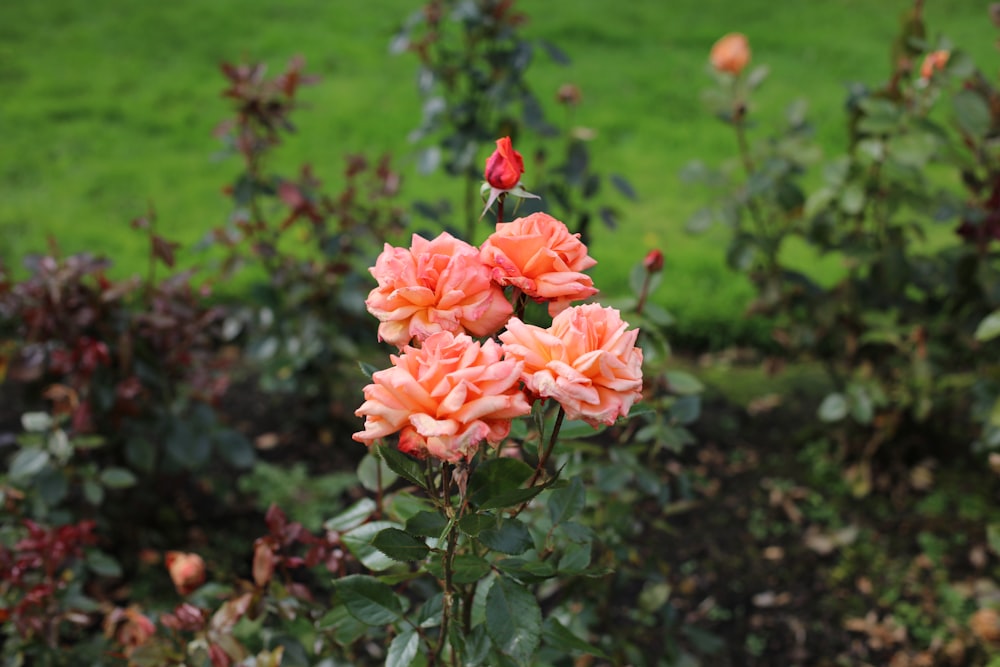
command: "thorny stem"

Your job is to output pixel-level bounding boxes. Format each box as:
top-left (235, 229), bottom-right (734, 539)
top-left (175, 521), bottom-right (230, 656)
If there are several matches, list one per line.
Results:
top-left (432, 464), bottom-right (459, 666)
top-left (635, 270), bottom-right (653, 316)
top-left (733, 106), bottom-right (777, 274)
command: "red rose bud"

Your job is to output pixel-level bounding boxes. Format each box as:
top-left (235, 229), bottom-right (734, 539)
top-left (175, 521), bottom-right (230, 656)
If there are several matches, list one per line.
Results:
top-left (484, 136), bottom-right (524, 190)
top-left (643, 249), bottom-right (664, 274)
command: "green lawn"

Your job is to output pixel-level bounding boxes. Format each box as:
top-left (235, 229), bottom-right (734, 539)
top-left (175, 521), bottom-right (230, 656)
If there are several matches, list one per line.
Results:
top-left (0, 0), bottom-right (994, 344)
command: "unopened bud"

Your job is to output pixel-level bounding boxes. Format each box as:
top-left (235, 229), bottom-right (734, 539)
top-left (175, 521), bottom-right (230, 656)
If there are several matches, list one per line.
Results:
top-left (643, 249), bottom-right (664, 274)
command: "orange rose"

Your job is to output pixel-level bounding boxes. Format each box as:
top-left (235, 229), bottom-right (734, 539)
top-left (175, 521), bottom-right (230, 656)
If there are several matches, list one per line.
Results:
top-left (365, 232), bottom-right (513, 348)
top-left (484, 136), bottom-right (524, 190)
top-left (480, 212), bottom-right (598, 316)
top-left (499, 304), bottom-right (643, 426)
top-left (353, 331), bottom-right (532, 462)
top-left (165, 551), bottom-right (206, 596)
top-left (710, 33), bottom-right (751, 75)
top-left (919, 50), bottom-right (949, 81)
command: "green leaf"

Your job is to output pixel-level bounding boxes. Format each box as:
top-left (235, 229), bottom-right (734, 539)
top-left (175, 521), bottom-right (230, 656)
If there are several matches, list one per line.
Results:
top-left (166, 422), bottom-right (211, 469)
top-left (99, 467), bottom-right (137, 489)
top-left (83, 478), bottom-right (105, 505)
top-left (464, 624), bottom-right (492, 666)
top-left (839, 182), bottom-right (865, 216)
top-left (406, 511), bottom-right (448, 537)
top-left (343, 521), bottom-right (404, 571)
top-left (468, 458), bottom-right (534, 508)
top-left (125, 437), bottom-right (157, 474)
top-left (372, 528), bottom-right (430, 562)
top-left (9, 448), bottom-right (50, 482)
top-left (988, 524), bottom-right (1000, 556)
top-left (665, 371), bottom-right (703, 395)
top-left (21, 412), bottom-right (53, 432)
top-left (459, 512), bottom-right (496, 537)
top-left (495, 558), bottom-right (557, 583)
top-left (557, 541), bottom-right (592, 574)
top-left (86, 550), bottom-right (123, 578)
top-left (324, 498), bottom-right (377, 532)
top-left (429, 553), bottom-right (493, 584)
top-left (555, 419), bottom-right (606, 440)
top-left (976, 310), bottom-right (1000, 342)
top-left (485, 577), bottom-right (542, 664)
top-left (818, 393), bottom-right (848, 422)
top-left (452, 554), bottom-right (492, 584)
top-left (548, 476), bottom-right (585, 526)
top-left (887, 132), bottom-right (936, 168)
top-left (954, 89), bottom-right (991, 139)
top-left (358, 361), bottom-right (381, 379)
top-left (542, 617), bottom-right (608, 658)
top-left (335, 575), bottom-right (403, 625)
top-left (479, 518), bottom-right (533, 555)
top-left (214, 429), bottom-right (255, 469)
top-left (375, 444), bottom-right (426, 490)
top-left (386, 629), bottom-right (420, 667)
top-left (358, 452), bottom-right (399, 492)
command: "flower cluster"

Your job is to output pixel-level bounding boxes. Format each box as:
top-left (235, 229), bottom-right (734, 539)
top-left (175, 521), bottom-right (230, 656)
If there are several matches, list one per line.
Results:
top-left (355, 183), bottom-right (645, 462)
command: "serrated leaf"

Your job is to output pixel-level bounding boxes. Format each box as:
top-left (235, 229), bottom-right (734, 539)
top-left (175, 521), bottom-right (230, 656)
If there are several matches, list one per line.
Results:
top-left (343, 521), bottom-right (404, 571)
top-left (335, 575), bottom-right (403, 625)
top-left (665, 370), bottom-right (703, 395)
top-left (987, 523), bottom-right (1000, 556)
top-left (358, 361), bottom-right (381, 379)
top-left (372, 528), bottom-right (430, 562)
top-left (86, 550), bottom-right (122, 578)
top-left (452, 554), bottom-right (492, 584)
top-left (9, 448), bottom-right (50, 482)
top-left (99, 467), bottom-right (137, 489)
top-left (495, 558), bottom-right (556, 583)
top-left (83, 478), bottom-right (105, 505)
top-left (557, 540), bottom-right (592, 574)
top-left (542, 617), bottom-right (608, 658)
top-left (818, 392), bottom-right (848, 422)
top-left (954, 89), bottom-right (991, 139)
top-left (358, 452), bottom-right (399, 492)
top-left (375, 444), bottom-right (426, 490)
top-left (610, 173), bottom-right (637, 201)
top-left (406, 511), bottom-right (448, 537)
top-left (479, 518), bottom-right (533, 555)
top-left (214, 429), bottom-right (255, 469)
top-left (468, 458), bottom-right (534, 508)
top-left (125, 437), bottom-right (156, 474)
top-left (486, 577), bottom-right (541, 664)
top-left (976, 310), bottom-right (1000, 342)
top-left (386, 629), bottom-right (420, 667)
top-left (548, 476), bottom-right (584, 526)
top-left (458, 512), bottom-right (496, 537)
top-left (21, 412), bottom-right (53, 432)
top-left (325, 498), bottom-right (377, 532)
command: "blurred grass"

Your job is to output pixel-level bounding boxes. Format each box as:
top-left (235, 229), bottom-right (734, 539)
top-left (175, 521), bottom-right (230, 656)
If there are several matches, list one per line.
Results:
top-left (0, 0), bottom-right (995, 345)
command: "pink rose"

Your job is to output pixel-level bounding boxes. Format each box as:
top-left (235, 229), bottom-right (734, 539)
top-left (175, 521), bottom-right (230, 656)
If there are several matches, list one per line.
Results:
top-left (484, 136), bottom-right (524, 190)
top-left (165, 551), bottom-right (206, 596)
top-left (365, 232), bottom-right (513, 348)
top-left (499, 304), bottom-right (643, 426)
top-left (710, 33), bottom-right (751, 76)
top-left (479, 212), bottom-right (598, 316)
top-left (353, 331), bottom-right (532, 462)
